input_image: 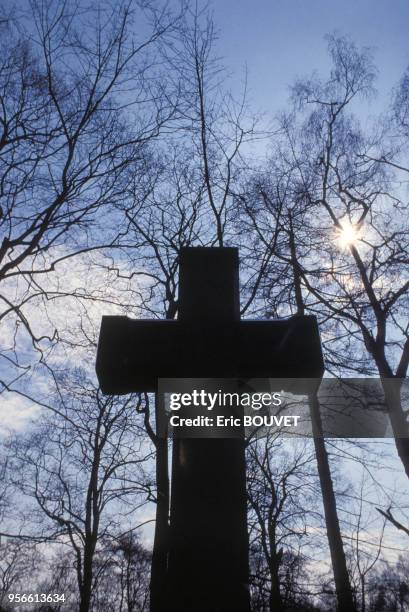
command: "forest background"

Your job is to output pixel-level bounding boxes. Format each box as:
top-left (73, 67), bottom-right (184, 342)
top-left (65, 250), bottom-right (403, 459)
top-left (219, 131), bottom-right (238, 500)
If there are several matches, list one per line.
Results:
top-left (1, 1), bottom-right (409, 610)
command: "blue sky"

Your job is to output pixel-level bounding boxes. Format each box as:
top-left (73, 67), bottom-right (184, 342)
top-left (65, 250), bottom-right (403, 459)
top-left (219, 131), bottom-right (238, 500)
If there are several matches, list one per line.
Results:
top-left (210, 0), bottom-right (409, 116)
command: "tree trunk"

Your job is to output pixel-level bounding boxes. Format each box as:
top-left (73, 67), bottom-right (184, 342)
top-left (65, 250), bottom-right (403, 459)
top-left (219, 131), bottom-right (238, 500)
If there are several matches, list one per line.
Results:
top-left (268, 557), bottom-right (284, 612)
top-left (310, 393), bottom-right (357, 612)
top-left (79, 547), bottom-right (94, 612)
top-left (381, 378), bottom-right (409, 480)
top-left (288, 226), bottom-right (356, 611)
top-left (127, 554), bottom-right (134, 612)
top-left (150, 394), bottom-right (170, 612)
top-left (361, 574), bottom-right (366, 612)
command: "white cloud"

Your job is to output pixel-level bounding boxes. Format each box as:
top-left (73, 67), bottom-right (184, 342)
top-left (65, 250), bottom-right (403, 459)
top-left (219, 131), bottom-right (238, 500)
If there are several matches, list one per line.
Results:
top-left (1, 247), bottom-right (150, 395)
top-left (0, 392), bottom-right (40, 435)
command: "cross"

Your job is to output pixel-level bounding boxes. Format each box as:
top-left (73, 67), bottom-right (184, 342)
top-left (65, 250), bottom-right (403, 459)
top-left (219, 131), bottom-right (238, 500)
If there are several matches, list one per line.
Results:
top-left (96, 247), bottom-right (324, 611)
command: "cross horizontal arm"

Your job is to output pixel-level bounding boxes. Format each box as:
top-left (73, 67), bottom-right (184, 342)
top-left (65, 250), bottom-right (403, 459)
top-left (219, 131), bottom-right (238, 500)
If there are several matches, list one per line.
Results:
top-left (96, 315), bottom-right (324, 394)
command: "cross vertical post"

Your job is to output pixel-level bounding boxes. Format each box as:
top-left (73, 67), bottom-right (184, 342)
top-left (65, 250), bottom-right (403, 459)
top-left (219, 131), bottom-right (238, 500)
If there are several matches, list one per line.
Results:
top-left (166, 248), bottom-right (250, 611)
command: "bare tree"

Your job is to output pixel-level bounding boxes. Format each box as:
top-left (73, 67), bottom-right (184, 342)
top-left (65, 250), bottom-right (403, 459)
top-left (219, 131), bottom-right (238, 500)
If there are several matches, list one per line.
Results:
top-left (273, 35), bottom-right (409, 478)
top-left (237, 168), bottom-right (357, 611)
top-left (0, 538), bottom-right (42, 610)
top-left (116, 146), bottom-right (205, 610)
top-left (92, 533), bottom-right (151, 611)
top-left (348, 475), bottom-right (386, 612)
top-left (161, 2), bottom-right (257, 246)
top-left (114, 9), bottom-right (258, 606)
top-left (0, 0), bottom-right (179, 385)
top-left (367, 555), bottom-right (409, 612)
top-left (1, 368), bottom-right (154, 612)
top-left (246, 431), bottom-right (319, 611)
top-left (37, 546), bottom-right (79, 612)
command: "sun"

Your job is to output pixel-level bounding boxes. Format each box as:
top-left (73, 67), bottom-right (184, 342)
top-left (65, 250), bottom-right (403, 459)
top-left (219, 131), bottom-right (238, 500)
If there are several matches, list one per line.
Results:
top-left (336, 220), bottom-right (360, 249)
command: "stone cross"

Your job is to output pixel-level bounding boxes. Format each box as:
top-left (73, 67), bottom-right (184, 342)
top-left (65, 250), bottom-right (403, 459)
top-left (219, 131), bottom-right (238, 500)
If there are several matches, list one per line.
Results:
top-left (96, 247), bottom-right (324, 611)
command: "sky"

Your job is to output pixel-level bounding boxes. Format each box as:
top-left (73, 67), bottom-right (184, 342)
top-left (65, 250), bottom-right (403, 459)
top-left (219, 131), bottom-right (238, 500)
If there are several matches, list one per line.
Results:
top-left (1, 1), bottom-right (408, 579)
top-left (209, 0), bottom-right (409, 118)
top-left (166, 0), bottom-right (409, 558)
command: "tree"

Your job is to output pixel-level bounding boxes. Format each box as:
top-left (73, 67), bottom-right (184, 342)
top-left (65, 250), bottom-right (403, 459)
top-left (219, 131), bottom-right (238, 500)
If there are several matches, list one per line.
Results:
top-left (246, 430), bottom-right (319, 610)
top-left (273, 35), bottom-right (409, 478)
top-left (92, 533), bottom-right (151, 611)
top-left (1, 369), bottom-right (154, 612)
top-left (0, 6), bottom-right (181, 604)
top-left (367, 555), bottom-right (409, 612)
top-left (0, 538), bottom-right (42, 610)
top-left (162, 2), bottom-right (256, 246)
top-left (114, 8), bottom-right (257, 607)
top-left (348, 475), bottom-right (386, 612)
top-left (237, 163), bottom-right (357, 611)
top-left (0, 0), bottom-right (178, 387)
top-left (37, 547), bottom-right (79, 612)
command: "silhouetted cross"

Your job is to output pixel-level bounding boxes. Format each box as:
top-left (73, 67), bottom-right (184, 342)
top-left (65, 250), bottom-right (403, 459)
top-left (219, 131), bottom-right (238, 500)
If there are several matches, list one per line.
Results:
top-left (96, 247), bottom-right (323, 612)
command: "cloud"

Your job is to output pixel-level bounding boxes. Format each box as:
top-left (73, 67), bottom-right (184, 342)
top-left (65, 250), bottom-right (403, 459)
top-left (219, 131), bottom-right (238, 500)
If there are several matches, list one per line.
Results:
top-left (0, 392), bottom-right (40, 435)
top-left (1, 246), bottom-right (149, 394)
